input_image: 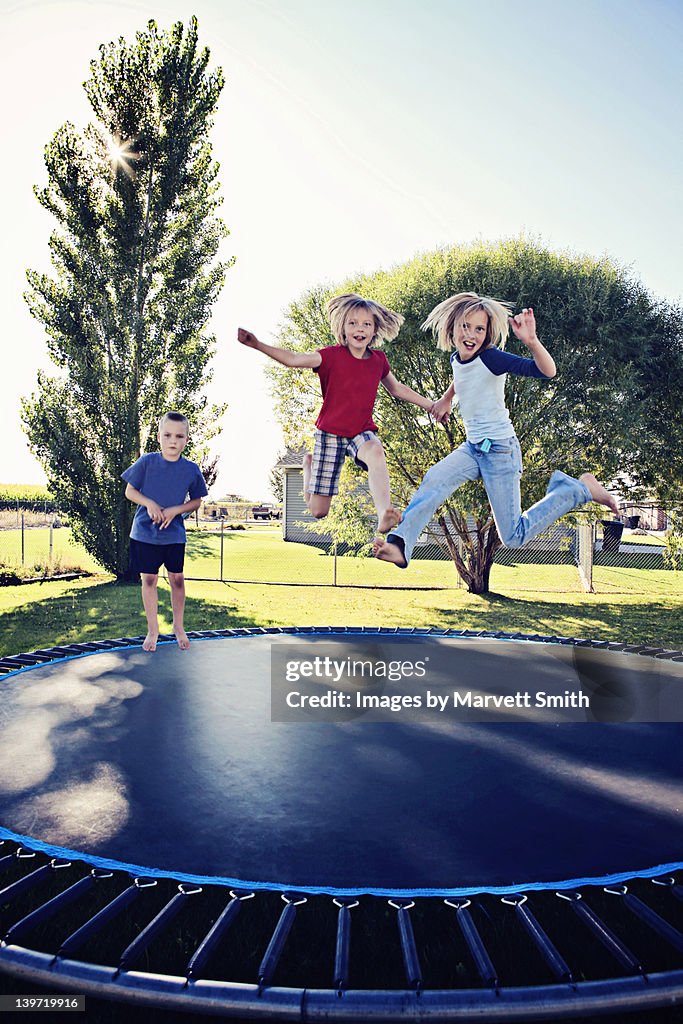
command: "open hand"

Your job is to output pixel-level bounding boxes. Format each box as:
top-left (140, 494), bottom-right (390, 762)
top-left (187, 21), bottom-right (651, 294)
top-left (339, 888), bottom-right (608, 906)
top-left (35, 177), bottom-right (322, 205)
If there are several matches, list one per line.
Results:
top-left (238, 328), bottom-right (260, 348)
top-left (509, 307), bottom-right (538, 348)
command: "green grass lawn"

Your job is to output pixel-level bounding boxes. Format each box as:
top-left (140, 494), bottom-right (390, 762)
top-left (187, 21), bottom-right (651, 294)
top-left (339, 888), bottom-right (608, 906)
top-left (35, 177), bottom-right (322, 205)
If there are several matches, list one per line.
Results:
top-left (0, 525), bottom-right (102, 574)
top-left (1, 524), bottom-right (676, 592)
top-left (1, 568), bottom-right (681, 658)
top-left (620, 532), bottom-right (667, 546)
top-left (1, 525), bottom-right (680, 657)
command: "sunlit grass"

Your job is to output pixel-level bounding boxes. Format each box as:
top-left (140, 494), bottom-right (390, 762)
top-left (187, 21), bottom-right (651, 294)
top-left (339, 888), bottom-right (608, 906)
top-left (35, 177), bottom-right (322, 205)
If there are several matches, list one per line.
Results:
top-left (0, 526), bottom-right (101, 574)
top-left (0, 525), bottom-right (680, 657)
top-left (1, 525), bottom-right (677, 596)
top-left (0, 571), bottom-right (681, 659)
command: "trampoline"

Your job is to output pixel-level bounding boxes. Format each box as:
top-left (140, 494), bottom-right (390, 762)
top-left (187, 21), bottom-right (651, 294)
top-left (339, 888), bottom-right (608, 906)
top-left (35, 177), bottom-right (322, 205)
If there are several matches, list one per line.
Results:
top-left (1, 627), bottom-right (683, 1019)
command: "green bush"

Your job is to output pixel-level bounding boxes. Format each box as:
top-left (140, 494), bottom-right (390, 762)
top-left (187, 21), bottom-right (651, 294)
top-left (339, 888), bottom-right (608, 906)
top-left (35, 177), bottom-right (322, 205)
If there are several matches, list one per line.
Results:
top-left (0, 567), bottom-right (24, 586)
top-left (664, 513), bottom-right (683, 571)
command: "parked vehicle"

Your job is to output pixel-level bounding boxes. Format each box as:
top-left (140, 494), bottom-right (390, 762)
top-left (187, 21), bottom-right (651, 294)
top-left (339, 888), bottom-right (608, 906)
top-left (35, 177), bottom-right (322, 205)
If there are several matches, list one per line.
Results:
top-left (251, 504), bottom-right (282, 521)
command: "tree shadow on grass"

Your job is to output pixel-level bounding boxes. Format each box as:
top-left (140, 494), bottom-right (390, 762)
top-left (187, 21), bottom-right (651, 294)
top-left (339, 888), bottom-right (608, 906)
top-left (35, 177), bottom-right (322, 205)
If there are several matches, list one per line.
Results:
top-left (428, 591), bottom-right (683, 648)
top-left (0, 580), bottom-right (261, 658)
top-left (185, 529), bottom-right (256, 557)
top-left (184, 532), bottom-right (221, 558)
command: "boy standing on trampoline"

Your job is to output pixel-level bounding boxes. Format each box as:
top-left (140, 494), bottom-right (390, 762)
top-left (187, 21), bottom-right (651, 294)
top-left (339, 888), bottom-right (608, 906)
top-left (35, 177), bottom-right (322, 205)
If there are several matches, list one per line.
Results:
top-left (239, 293), bottom-right (436, 534)
top-left (373, 293), bottom-right (619, 568)
top-left (122, 412), bottom-right (208, 652)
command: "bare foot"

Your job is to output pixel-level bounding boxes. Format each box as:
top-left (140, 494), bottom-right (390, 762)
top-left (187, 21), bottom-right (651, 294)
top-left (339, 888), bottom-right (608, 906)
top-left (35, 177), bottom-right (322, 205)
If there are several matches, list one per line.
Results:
top-left (378, 506), bottom-right (402, 534)
top-left (372, 536), bottom-right (407, 567)
top-left (579, 473), bottom-right (619, 514)
top-left (175, 628), bottom-right (191, 651)
top-left (142, 632), bottom-right (159, 652)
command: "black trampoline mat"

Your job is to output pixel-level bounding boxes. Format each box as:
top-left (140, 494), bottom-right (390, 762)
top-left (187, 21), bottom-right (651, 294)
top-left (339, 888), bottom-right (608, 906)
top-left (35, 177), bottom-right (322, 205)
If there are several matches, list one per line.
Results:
top-left (1, 634), bottom-right (682, 895)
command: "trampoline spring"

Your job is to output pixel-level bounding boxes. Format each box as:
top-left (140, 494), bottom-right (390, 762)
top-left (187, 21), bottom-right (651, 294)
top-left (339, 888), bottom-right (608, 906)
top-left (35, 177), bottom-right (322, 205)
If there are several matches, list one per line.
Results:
top-left (117, 883), bottom-right (203, 973)
top-left (56, 880), bottom-right (156, 959)
top-left (0, 847), bottom-right (37, 876)
top-left (0, 851), bottom-right (29, 876)
top-left (444, 899), bottom-right (497, 988)
top-left (501, 895), bottom-right (573, 983)
top-left (258, 894), bottom-right (307, 988)
top-left (555, 892), bottom-right (642, 974)
top-left (388, 900), bottom-right (422, 989)
top-left (652, 877), bottom-right (683, 904)
top-left (0, 858), bottom-right (71, 906)
top-left (604, 886), bottom-right (683, 954)
top-left (332, 898), bottom-right (359, 991)
top-left (4, 870), bottom-right (112, 946)
top-left (185, 889), bottom-right (254, 981)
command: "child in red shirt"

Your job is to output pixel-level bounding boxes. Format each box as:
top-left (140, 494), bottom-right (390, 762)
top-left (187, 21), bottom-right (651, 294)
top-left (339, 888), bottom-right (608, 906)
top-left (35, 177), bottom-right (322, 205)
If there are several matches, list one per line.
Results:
top-left (239, 293), bottom-right (435, 533)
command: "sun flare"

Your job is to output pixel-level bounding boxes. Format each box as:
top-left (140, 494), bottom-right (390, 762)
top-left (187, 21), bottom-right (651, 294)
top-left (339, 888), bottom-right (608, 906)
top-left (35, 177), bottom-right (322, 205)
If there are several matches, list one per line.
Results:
top-left (107, 134), bottom-right (138, 177)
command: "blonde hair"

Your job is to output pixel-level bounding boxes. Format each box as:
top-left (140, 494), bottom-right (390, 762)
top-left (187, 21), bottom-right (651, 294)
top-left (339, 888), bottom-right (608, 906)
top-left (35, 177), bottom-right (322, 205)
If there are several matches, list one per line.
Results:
top-left (422, 292), bottom-right (512, 352)
top-left (326, 293), bottom-right (404, 347)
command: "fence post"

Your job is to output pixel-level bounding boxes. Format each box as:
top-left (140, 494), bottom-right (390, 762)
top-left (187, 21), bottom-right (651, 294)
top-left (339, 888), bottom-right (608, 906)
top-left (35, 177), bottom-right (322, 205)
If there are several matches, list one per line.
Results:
top-left (456, 538), bottom-right (464, 589)
top-left (576, 520), bottom-right (594, 593)
top-left (49, 521), bottom-right (53, 566)
top-left (220, 519), bottom-right (225, 581)
top-left (333, 542), bottom-right (337, 586)
top-left (21, 511), bottom-right (25, 567)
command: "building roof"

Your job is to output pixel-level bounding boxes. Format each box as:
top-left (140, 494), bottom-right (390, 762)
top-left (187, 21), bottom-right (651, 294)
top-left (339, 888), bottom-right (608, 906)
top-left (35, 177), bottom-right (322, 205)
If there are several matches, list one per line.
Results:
top-left (275, 446), bottom-right (307, 469)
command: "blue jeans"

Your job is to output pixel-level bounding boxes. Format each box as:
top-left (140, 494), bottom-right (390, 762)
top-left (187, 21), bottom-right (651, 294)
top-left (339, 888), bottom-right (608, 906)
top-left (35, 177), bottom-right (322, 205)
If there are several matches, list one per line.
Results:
top-left (388, 436), bottom-right (592, 565)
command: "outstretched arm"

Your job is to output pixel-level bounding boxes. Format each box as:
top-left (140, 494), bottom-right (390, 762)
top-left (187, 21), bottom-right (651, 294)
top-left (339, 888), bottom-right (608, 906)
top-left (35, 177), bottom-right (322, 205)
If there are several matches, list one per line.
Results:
top-left (238, 328), bottom-right (322, 369)
top-left (509, 308), bottom-right (556, 377)
top-left (381, 372), bottom-right (434, 411)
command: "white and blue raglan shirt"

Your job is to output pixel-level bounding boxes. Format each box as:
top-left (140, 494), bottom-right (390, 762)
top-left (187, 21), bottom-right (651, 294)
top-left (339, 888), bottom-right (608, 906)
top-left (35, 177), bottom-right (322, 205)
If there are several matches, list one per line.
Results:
top-left (451, 347), bottom-right (550, 443)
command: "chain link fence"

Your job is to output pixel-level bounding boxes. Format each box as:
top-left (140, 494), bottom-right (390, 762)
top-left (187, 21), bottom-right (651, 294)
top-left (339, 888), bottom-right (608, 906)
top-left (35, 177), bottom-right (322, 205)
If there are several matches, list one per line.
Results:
top-left (0, 506), bottom-right (677, 594)
top-left (0, 507), bottom-right (80, 580)
top-left (176, 514), bottom-right (675, 594)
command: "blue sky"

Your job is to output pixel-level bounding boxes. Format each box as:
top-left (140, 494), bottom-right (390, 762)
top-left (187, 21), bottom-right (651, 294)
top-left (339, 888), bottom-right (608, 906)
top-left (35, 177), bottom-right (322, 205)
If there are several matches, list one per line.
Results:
top-left (2, 0), bottom-right (681, 498)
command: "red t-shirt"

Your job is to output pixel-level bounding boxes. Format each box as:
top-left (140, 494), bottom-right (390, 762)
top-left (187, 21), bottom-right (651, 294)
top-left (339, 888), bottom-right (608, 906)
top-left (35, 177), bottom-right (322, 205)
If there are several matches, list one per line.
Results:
top-left (314, 345), bottom-right (391, 437)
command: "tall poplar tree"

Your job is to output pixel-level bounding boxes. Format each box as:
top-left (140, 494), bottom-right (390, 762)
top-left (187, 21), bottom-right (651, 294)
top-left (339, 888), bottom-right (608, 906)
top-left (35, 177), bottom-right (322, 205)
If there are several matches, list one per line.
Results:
top-left (23, 18), bottom-right (230, 579)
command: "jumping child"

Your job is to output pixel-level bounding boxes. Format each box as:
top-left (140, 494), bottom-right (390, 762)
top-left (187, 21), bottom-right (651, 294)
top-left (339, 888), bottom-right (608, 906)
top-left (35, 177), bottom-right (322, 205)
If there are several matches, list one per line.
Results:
top-left (373, 292), bottom-right (619, 567)
top-left (239, 293), bottom-right (437, 534)
top-left (122, 412), bottom-right (208, 651)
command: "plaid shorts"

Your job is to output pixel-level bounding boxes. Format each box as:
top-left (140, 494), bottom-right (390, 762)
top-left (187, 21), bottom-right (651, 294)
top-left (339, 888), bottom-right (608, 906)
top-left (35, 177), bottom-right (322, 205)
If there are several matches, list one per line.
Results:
top-left (309, 429), bottom-right (379, 496)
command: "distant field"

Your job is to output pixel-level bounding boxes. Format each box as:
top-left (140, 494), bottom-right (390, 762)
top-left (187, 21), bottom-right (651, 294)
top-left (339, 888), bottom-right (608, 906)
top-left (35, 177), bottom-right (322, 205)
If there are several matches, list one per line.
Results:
top-left (0, 483), bottom-right (52, 499)
top-left (0, 484), bottom-right (53, 507)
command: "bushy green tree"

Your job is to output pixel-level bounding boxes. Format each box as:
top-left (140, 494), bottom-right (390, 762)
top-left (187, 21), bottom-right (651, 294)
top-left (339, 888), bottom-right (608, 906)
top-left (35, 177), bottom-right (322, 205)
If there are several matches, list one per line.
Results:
top-left (269, 238), bottom-right (683, 592)
top-left (23, 18), bottom-right (230, 579)
top-left (269, 451), bottom-right (285, 504)
top-left (664, 510), bottom-right (683, 571)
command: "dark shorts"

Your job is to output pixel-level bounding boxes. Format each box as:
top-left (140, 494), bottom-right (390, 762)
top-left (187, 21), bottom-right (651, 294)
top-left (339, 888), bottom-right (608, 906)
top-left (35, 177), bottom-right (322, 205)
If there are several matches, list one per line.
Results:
top-left (129, 539), bottom-right (185, 575)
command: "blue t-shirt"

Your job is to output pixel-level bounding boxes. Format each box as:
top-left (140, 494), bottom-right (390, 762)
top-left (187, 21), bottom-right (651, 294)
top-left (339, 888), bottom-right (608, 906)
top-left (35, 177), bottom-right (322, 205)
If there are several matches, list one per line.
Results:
top-left (121, 453), bottom-right (208, 544)
top-left (450, 347), bottom-right (550, 442)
